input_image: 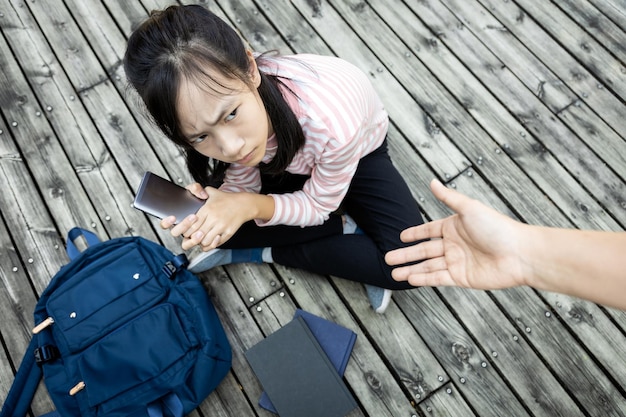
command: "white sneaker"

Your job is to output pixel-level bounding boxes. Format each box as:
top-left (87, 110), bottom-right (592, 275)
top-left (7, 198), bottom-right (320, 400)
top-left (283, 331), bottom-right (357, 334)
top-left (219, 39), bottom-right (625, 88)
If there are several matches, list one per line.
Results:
top-left (188, 248), bottom-right (231, 273)
top-left (365, 284), bottom-right (393, 314)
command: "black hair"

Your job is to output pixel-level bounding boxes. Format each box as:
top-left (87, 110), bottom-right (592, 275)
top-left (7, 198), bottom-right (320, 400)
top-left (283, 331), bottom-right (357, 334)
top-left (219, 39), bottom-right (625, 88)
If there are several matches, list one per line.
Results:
top-left (123, 4), bottom-right (305, 186)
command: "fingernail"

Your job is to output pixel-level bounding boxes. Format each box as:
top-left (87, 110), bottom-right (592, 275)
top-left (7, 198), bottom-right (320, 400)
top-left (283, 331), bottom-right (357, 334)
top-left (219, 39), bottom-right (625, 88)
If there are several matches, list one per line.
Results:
top-left (193, 231), bottom-right (203, 240)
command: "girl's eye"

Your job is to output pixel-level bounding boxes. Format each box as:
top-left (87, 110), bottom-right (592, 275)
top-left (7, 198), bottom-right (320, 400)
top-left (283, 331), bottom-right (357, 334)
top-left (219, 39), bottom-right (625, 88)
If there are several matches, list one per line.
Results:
top-left (225, 108), bottom-right (238, 122)
top-left (190, 135), bottom-right (207, 145)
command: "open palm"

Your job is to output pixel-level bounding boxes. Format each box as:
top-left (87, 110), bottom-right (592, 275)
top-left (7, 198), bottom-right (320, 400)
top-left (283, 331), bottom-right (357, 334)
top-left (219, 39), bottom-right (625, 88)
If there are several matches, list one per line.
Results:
top-left (386, 180), bottom-right (527, 290)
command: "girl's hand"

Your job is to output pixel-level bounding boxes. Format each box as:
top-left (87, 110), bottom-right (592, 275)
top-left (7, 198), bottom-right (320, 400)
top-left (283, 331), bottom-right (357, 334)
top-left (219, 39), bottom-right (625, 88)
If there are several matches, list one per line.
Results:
top-left (178, 188), bottom-right (257, 251)
top-left (159, 182), bottom-right (208, 233)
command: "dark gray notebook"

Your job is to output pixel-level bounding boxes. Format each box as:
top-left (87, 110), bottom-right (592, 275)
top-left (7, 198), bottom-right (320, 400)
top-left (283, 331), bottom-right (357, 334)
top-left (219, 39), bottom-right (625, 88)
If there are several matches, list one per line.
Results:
top-left (245, 316), bottom-right (357, 417)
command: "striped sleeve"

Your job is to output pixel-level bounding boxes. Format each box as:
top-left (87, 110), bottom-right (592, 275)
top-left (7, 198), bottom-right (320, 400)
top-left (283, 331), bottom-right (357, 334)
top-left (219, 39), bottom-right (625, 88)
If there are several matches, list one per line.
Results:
top-left (220, 165), bottom-right (262, 194)
top-left (256, 54), bottom-right (388, 227)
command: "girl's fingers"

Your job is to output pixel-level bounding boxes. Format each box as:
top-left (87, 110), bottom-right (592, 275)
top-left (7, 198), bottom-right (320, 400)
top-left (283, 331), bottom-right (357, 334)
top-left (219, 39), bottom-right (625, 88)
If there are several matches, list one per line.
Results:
top-left (171, 214), bottom-right (197, 237)
top-left (181, 231), bottom-right (204, 251)
top-left (160, 216), bottom-right (176, 230)
top-left (185, 183), bottom-right (209, 199)
top-left (201, 231), bottom-right (224, 249)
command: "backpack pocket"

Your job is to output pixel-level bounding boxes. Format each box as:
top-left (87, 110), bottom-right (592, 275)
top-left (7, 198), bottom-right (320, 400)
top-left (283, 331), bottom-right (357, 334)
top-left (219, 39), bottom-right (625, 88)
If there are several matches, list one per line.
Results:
top-left (47, 245), bottom-right (168, 352)
top-left (74, 303), bottom-right (192, 410)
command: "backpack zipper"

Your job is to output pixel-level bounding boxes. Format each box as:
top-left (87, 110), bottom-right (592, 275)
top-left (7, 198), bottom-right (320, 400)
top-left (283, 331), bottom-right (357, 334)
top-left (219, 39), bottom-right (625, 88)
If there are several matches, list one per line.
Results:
top-left (70, 381), bottom-right (86, 396)
top-left (32, 317), bottom-right (54, 334)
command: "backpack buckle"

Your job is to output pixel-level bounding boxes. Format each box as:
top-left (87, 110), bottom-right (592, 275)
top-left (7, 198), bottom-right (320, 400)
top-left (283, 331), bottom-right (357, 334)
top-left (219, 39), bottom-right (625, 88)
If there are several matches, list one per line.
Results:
top-left (34, 344), bottom-right (59, 365)
top-left (163, 261), bottom-right (177, 279)
top-left (163, 255), bottom-right (190, 279)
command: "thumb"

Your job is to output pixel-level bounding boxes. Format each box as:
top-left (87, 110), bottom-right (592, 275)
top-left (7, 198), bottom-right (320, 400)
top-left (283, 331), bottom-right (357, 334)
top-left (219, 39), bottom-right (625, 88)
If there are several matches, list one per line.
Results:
top-left (430, 179), bottom-right (473, 214)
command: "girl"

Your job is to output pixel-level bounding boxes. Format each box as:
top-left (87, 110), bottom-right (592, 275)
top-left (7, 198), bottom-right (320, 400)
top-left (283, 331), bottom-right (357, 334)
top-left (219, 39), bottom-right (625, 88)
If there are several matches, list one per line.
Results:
top-left (123, 4), bottom-right (423, 313)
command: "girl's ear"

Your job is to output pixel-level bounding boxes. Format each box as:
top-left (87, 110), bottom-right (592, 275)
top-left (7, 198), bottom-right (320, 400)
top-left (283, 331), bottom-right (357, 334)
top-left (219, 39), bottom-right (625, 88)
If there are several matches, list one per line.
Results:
top-left (246, 50), bottom-right (262, 88)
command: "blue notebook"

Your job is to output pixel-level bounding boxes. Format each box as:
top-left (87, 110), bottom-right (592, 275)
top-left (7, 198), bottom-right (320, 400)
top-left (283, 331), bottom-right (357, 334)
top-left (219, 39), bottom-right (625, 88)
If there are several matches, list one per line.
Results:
top-left (258, 309), bottom-right (357, 414)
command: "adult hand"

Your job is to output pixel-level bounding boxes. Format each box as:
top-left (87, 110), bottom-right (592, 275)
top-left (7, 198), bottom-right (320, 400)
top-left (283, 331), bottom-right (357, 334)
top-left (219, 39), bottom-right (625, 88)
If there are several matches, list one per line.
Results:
top-left (385, 179), bottom-right (529, 290)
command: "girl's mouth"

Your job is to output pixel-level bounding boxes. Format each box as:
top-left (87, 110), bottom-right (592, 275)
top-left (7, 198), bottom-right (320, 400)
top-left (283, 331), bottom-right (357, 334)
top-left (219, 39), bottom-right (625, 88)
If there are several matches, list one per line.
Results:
top-left (235, 149), bottom-right (256, 165)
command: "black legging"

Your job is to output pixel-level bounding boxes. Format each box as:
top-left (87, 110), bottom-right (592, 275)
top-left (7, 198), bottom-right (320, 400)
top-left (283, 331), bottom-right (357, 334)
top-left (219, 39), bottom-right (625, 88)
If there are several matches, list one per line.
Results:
top-left (221, 139), bottom-right (423, 289)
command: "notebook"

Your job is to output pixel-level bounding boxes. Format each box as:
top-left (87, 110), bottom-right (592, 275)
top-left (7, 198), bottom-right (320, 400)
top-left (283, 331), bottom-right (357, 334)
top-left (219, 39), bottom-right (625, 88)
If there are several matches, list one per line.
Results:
top-left (258, 309), bottom-right (357, 413)
top-left (245, 316), bottom-right (357, 417)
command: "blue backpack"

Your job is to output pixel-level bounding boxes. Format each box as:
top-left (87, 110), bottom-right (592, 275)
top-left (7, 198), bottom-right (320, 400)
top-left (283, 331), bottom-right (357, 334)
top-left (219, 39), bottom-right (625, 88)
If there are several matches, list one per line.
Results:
top-left (1, 228), bottom-right (232, 417)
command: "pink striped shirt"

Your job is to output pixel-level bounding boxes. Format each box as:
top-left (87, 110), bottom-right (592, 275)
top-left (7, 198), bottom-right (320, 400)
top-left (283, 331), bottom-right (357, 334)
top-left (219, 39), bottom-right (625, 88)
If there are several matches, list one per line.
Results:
top-left (220, 54), bottom-right (388, 226)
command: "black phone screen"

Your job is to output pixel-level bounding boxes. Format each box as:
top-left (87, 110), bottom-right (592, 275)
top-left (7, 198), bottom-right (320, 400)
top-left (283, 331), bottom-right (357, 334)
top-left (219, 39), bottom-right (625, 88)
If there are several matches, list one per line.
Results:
top-left (133, 172), bottom-right (205, 223)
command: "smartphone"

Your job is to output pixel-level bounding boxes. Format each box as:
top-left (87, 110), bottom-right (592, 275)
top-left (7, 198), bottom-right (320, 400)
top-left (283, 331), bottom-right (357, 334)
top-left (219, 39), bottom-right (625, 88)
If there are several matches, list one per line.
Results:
top-left (133, 171), bottom-right (205, 224)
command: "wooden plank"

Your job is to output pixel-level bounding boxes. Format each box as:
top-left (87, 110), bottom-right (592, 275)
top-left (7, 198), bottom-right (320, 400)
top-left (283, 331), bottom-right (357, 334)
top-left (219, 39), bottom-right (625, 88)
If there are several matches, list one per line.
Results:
top-left (394, 288), bottom-right (529, 417)
top-left (511, 0), bottom-right (626, 101)
top-left (491, 287), bottom-right (626, 415)
top-left (70, 0), bottom-right (195, 192)
top-left (587, 0), bottom-right (626, 32)
top-left (1, 2), bottom-right (162, 242)
top-left (198, 267), bottom-right (271, 416)
top-left (14, 0), bottom-right (107, 90)
top-left (35, 0), bottom-right (185, 249)
top-left (552, 0), bottom-right (626, 63)
top-left (332, 279), bottom-right (448, 403)
top-left (474, 0), bottom-right (626, 137)
top-left (532, 289), bottom-right (626, 389)
top-left (0, 339), bottom-right (15, 408)
top-left (403, 0), bottom-right (626, 225)
top-left (337, 0), bottom-right (623, 231)
top-left (0, 214), bottom-right (55, 415)
top-left (1, 0), bottom-right (158, 248)
top-left (77, 81), bottom-right (182, 243)
top-left (438, 287), bottom-right (585, 416)
top-left (64, 0), bottom-right (129, 72)
top-left (97, 0), bottom-right (197, 186)
top-left (0, 138), bottom-right (64, 298)
top-left (418, 384), bottom-right (478, 417)
top-left (198, 372), bottom-right (257, 417)
top-left (0, 213), bottom-right (38, 357)
top-left (386, 124), bottom-right (448, 219)
top-left (556, 101), bottom-right (626, 188)
top-left (0, 36), bottom-right (88, 292)
top-left (222, 263), bottom-right (285, 309)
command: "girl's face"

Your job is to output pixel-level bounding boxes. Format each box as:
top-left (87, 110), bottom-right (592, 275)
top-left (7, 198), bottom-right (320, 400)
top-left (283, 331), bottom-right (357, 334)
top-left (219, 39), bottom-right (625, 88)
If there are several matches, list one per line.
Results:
top-left (176, 52), bottom-right (273, 166)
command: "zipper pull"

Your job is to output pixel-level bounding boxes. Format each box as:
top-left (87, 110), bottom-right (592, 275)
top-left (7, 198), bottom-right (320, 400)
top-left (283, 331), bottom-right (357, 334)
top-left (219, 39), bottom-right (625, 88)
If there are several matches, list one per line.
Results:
top-left (32, 317), bottom-right (54, 334)
top-left (69, 381), bottom-right (85, 396)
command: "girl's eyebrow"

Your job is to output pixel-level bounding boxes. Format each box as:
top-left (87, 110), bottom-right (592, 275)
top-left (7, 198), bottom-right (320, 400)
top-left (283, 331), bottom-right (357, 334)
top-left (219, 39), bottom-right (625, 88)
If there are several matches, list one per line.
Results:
top-left (183, 101), bottom-right (234, 140)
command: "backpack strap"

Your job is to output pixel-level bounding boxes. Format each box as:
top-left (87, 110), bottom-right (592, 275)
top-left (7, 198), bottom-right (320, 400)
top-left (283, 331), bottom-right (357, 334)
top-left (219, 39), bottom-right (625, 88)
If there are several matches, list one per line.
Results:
top-left (0, 338), bottom-right (43, 417)
top-left (66, 227), bottom-right (101, 260)
top-left (147, 393), bottom-right (184, 417)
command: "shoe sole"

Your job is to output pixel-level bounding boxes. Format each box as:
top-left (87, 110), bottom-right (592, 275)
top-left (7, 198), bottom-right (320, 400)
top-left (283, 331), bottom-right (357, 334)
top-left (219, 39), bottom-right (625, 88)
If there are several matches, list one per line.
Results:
top-left (374, 289), bottom-right (393, 314)
top-left (188, 248), bottom-right (221, 272)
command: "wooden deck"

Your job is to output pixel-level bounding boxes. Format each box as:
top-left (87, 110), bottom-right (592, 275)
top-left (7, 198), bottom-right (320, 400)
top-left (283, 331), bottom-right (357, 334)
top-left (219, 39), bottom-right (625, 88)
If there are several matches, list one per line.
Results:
top-left (1, 0), bottom-right (625, 415)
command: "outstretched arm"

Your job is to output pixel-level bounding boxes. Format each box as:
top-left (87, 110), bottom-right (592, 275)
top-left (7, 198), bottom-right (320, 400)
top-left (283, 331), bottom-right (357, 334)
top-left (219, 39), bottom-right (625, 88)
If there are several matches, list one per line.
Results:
top-left (385, 179), bottom-right (626, 310)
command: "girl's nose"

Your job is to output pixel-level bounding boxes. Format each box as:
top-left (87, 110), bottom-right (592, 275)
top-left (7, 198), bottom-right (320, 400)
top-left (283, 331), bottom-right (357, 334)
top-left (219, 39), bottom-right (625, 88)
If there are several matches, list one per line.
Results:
top-left (217, 133), bottom-right (244, 158)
